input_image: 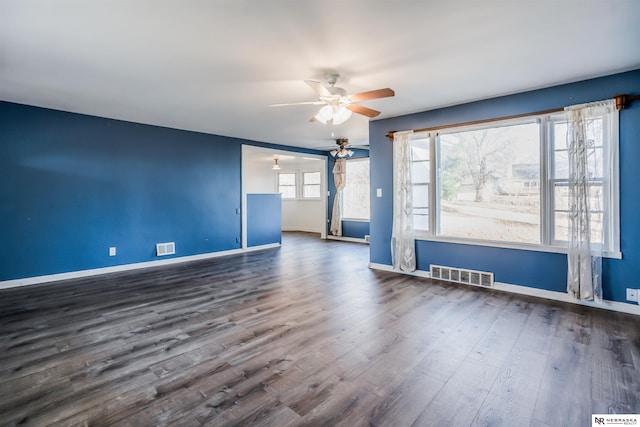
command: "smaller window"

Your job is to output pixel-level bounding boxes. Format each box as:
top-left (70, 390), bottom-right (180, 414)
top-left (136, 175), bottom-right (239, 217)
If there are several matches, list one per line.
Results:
top-left (302, 172), bottom-right (321, 198)
top-left (278, 173), bottom-right (296, 199)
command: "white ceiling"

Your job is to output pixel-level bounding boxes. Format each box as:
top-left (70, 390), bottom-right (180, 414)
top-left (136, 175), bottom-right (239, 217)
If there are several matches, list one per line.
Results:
top-left (2, 1), bottom-right (639, 150)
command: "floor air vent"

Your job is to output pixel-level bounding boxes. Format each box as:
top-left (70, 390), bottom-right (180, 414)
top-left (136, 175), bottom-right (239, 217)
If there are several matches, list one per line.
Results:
top-left (430, 264), bottom-right (494, 288)
top-left (156, 242), bottom-right (176, 256)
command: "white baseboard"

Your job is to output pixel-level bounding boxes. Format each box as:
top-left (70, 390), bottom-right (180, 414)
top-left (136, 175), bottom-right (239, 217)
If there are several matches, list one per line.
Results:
top-left (0, 243), bottom-right (281, 290)
top-left (327, 236), bottom-right (369, 244)
top-left (282, 227), bottom-right (322, 233)
top-left (368, 262), bottom-right (640, 316)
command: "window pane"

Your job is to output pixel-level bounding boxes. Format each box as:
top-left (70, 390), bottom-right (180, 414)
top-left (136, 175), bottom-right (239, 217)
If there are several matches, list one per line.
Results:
top-left (342, 159), bottom-right (370, 220)
top-left (438, 122), bottom-right (541, 244)
top-left (279, 173), bottom-right (295, 186)
top-left (303, 185), bottom-right (320, 198)
top-left (554, 212), bottom-right (569, 242)
top-left (553, 183), bottom-right (604, 243)
top-left (554, 212), bottom-right (603, 244)
top-left (278, 173), bottom-right (296, 199)
top-left (554, 183), bottom-right (570, 211)
top-left (554, 122), bottom-right (568, 150)
top-left (412, 137), bottom-right (430, 161)
top-left (303, 172), bottom-right (321, 185)
top-left (413, 184), bottom-right (428, 208)
top-left (413, 211), bottom-right (429, 231)
top-left (554, 150), bottom-right (569, 180)
top-left (280, 186), bottom-right (296, 199)
top-left (412, 161), bottom-right (429, 184)
top-left (554, 120), bottom-right (604, 179)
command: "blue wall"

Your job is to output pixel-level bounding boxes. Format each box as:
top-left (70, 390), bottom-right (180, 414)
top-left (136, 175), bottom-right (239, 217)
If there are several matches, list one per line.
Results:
top-left (341, 220), bottom-right (370, 240)
top-left (327, 149), bottom-right (371, 238)
top-left (247, 193), bottom-right (282, 247)
top-left (0, 102), bottom-right (321, 281)
top-left (370, 69), bottom-right (640, 304)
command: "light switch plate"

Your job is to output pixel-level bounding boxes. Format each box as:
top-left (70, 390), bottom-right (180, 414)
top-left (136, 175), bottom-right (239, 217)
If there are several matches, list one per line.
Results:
top-left (376, 188), bottom-right (382, 197)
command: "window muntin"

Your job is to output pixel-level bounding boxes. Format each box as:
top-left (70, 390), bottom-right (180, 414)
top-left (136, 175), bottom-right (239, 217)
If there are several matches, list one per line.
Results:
top-left (410, 110), bottom-right (619, 255)
top-left (302, 172), bottom-right (321, 198)
top-left (342, 158), bottom-right (370, 220)
top-left (278, 173), bottom-right (296, 199)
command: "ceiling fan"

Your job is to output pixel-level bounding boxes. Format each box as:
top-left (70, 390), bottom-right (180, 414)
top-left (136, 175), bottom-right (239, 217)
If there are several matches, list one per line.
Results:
top-left (270, 73), bottom-right (395, 125)
top-left (323, 138), bottom-right (368, 158)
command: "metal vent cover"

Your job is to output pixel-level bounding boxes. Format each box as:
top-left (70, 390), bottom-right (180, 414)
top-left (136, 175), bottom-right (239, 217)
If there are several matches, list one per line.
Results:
top-left (156, 242), bottom-right (176, 256)
top-left (430, 264), bottom-right (494, 288)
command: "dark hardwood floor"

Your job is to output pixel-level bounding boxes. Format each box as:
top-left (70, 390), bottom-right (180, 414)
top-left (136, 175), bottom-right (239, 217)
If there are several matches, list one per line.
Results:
top-left (1, 232), bottom-right (638, 426)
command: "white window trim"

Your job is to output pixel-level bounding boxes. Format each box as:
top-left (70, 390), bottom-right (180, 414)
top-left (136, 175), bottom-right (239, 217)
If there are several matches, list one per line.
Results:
top-left (302, 171), bottom-right (322, 200)
top-left (410, 111), bottom-right (621, 259)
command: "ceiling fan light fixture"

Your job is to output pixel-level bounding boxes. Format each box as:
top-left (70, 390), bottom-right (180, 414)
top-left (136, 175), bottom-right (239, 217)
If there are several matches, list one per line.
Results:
top-left (315, 105), bottom-right (333, 124)
top-left (332, 107), bottom-right (352, 125)
top-left (330, 149), bottom-right (338, 157)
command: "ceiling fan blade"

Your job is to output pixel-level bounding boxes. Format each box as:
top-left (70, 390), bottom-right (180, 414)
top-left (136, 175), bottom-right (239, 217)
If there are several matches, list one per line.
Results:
top-left (347, 104), bottom-right (381, 118)
top-left (349, 88), bottom-right (395, 102)
top-left (270, 101), bottom-right (324, 107)
top-left (304, 80), bottom-right (332, 97)
top-left (348, 145), bottom-right (370, 150)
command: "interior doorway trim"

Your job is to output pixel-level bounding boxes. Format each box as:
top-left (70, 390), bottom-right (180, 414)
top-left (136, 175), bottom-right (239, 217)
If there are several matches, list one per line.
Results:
top-left (241, 145), bottom-right (328, 249)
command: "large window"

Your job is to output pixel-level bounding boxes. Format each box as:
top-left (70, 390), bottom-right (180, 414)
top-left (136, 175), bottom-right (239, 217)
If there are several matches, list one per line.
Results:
top-left (410, 110), bottom-right (619, 255)
top-left (438, 121), bottom-right (541, 244)
top-left (342, 158), bottom-right (370, 220)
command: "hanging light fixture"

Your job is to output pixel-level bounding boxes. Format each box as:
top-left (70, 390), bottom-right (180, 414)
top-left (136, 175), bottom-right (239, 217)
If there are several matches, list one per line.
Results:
top-left (272, 155), bottom-right (281, 170)
top-left (314, 104), bottom-right (352, 125)
top-left (330, 138), bottom-right (354, 158)
top-left (332, 107), bottom-right (352, 125)
top-left (314, 105), bottom-right (332, 124)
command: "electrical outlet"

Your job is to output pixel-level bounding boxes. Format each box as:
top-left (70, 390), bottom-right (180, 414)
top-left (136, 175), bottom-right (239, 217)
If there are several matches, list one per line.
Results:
top-left (109, 247), bottom-right (116, 256)
top-left (626, 288), bottom-right (638, 302)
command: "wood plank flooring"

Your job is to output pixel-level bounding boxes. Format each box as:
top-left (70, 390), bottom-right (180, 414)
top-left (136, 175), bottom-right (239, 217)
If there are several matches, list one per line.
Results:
top-left (0, 232), bottom-right (638, 426)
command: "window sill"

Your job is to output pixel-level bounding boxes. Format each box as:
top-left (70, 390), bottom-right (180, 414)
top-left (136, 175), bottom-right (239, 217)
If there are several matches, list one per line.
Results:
top-left (341, 218), bottom-right (371, 223)
top-left (413, 233), bottom-right (622, 259)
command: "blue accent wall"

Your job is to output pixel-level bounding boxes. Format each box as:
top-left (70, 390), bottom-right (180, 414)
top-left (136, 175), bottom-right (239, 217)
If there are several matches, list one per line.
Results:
top-left (0, 102), bottom-right (321, 281)
top-left (370, 69), bottom-right (640, 304)
top-left (247, 194), bottom-right (282, 247)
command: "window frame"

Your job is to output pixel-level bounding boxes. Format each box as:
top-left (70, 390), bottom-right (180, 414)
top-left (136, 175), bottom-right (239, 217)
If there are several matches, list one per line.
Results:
top-left (302, 171), bottom-right (321, 199)
top-left (277, 172), bottom-right (297, 200)
top-left (410, 110), bottom-right (620, 258)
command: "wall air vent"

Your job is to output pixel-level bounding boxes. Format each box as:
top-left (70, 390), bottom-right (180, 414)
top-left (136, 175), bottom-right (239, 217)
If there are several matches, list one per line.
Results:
top-left (430, 264), bottom-right (494, 288)
top-left (156, 242), bottom-right (176, 257)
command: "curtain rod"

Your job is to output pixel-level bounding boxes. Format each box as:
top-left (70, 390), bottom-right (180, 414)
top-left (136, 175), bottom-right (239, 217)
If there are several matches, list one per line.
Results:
top-left (386, 93), bottom-right (639, 141)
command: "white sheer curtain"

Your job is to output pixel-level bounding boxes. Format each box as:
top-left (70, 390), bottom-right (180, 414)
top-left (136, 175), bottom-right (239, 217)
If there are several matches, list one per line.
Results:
top-left (391, 130), bottom-right (416, 271)
top-left (565, 99), bottom-right (615, 302)
top-left (330, 158), bottom-right (346, 236)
